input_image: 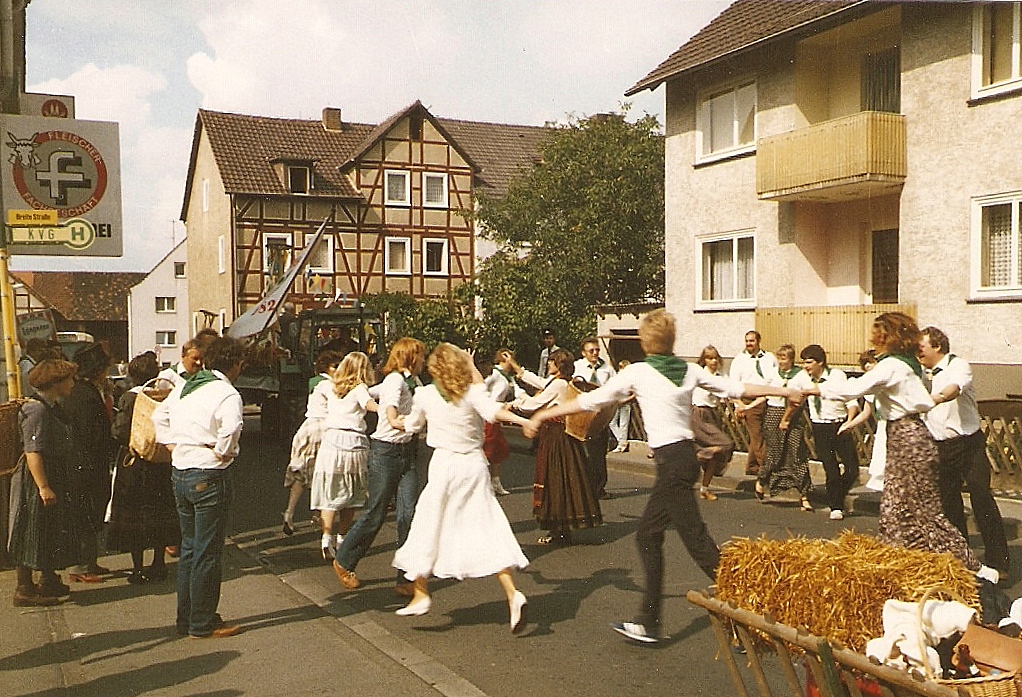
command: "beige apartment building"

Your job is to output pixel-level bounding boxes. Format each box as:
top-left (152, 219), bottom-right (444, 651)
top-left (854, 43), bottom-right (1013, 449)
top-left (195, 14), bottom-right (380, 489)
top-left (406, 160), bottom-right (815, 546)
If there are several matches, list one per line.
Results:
top-left (628, 0), bottom-right (1022, 398)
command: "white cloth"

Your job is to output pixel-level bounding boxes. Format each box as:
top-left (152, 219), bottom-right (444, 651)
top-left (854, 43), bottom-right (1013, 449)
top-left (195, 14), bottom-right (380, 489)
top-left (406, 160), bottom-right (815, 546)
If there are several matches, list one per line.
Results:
top-left (152, 370), bottom-right (243, 470)
top-left (925, 354), bottom-right (981, 441)
top-left (730, 349), bottom-right (777, 386)
top-left (817, 356), bottom-right (934, 422)
top-left (865, 598), bottom-right (976, 674)
top-left (514, 370), bottom-right (566, 412)
top-left (372, 370), bottom-right (419, 444)
top-left (310, 439), bottom-right (367, 511)
top-left (484, 367), bottom-right (523, 403)
top-left (573, 356), bottom-right (615, 386)
top-left (157, 362), bottom-right (189, 388)
top-left (393, 382), bottom-right (528, 580)
top-left (865, 396), bottom-right (887, 491)
top-left (574, 361), bottom-right (745, 449)
top-left (788, 368), bottom-right (857, 422)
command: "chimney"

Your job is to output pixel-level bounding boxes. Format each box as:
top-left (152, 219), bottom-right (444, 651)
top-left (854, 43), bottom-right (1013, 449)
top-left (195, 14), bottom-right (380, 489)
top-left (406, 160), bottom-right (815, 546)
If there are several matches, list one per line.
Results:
top-left (322, 107), bottom-right (343, 132)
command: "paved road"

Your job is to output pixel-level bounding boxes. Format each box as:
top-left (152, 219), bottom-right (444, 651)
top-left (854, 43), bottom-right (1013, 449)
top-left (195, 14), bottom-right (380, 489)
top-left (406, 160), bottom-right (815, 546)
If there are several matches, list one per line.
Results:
top-left (4, 422), bottom-right (1019, 697)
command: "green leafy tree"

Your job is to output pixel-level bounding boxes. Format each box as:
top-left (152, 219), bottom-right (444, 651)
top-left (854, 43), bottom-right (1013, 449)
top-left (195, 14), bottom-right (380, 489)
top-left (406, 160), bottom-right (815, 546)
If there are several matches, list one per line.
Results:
top-left (472, 109), bottom-right (665, 365)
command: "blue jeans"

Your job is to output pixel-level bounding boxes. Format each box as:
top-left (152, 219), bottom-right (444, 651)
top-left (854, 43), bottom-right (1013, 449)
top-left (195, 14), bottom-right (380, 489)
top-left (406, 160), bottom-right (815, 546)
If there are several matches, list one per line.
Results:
top-left (334, 439), bottom-right (417, 581)
top-left (173, 468), bottom-right (233, 636)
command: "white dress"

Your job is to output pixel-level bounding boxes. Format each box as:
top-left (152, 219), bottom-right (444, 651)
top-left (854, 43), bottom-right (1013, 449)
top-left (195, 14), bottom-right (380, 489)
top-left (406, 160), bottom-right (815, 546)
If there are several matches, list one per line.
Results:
top-left (310, 382), bottom-right (372, 511)
top-left (393, 383), bottom-right (529, 580)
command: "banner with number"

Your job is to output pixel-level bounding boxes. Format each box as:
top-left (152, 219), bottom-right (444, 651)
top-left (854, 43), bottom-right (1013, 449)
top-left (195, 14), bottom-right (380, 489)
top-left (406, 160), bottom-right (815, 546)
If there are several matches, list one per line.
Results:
top-left (225, 219), bottom-right (328, 339)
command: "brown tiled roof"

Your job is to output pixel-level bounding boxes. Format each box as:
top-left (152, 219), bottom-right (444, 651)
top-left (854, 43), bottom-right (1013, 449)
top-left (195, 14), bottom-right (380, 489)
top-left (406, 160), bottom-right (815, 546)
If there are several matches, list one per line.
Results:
top-left (11, 271), bottom-right (145, 322)
top-left (181, 105), bottom-right (548, 219)
top-left (438, 118), bottom-right (549, 196)
top-left (626, 0), bottom-right (871, 95)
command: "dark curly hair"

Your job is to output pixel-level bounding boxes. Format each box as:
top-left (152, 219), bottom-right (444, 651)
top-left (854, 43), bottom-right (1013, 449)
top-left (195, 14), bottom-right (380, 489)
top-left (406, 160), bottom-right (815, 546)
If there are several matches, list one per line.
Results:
top-left (202, 337), bottom-right (246, 374)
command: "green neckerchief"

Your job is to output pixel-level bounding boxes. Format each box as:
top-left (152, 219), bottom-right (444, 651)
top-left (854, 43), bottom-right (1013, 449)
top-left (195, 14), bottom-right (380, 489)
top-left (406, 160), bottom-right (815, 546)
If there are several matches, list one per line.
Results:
top-left (778, 365), bottom-right (800, 382)
top-left (645, 354), bottom-right (688, 386)
top-left (877, 353), bottom-right (924, 380)
top-left (402, 372), bottom-right (418, 394)
top-left (498, 367), bottom-right (516, 385)
top-left (811, 367), bottom-right (830, 414)
top-left (181, 369), bottom-right (220, 398)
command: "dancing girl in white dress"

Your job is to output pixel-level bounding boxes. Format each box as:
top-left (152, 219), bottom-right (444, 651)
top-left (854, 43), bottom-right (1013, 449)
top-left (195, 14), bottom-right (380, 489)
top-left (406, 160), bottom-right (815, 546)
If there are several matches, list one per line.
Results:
top-left (392, 343), bottom-right (531, 633)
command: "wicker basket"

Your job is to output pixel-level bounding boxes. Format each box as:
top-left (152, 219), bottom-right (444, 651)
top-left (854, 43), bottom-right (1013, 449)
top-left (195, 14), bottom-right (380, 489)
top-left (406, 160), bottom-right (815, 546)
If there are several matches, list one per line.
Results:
top-left (563, 379), bottom-right (617, 442)
top-left (0, 398), bottom-right (28, 476)
top-left (916, 585), bottom-right (1020, 697)
top-left (129, 379), bottom-right (173, 464)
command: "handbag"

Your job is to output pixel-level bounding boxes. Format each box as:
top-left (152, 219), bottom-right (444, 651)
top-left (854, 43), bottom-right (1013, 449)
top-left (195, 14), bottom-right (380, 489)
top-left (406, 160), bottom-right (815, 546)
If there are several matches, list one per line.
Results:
top-left (958, 622), bottom-right (1022, 674)
top-left (129, 378), bottom-right (174, 464)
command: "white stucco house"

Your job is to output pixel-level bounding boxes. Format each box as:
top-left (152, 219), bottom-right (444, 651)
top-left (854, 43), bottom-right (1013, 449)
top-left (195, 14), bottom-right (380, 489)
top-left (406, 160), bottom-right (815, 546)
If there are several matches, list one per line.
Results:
top-left (128, 240), bottom-right (191, 366)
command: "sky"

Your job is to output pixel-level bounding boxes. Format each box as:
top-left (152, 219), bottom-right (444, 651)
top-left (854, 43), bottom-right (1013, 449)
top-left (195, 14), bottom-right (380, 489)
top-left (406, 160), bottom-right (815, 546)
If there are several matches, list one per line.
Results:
top-left (14, 0), bottom-right (730, 273)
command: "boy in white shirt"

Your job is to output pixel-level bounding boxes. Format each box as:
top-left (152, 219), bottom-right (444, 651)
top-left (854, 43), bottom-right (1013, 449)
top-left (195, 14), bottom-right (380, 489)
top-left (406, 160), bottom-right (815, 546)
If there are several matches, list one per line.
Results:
top-left (524, 310), bottom-right (796, 644)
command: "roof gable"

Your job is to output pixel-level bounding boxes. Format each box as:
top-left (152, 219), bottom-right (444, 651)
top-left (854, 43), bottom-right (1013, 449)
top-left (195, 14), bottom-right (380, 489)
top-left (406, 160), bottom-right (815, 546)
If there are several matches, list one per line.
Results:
top-left (626, 0), bottom-right (871, 95)
top-left (181, 104), bottom-right (549, 220)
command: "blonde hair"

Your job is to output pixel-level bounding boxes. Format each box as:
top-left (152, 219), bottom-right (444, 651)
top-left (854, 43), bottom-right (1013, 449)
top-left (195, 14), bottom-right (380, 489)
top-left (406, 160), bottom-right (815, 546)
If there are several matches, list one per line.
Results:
top-left (427, 343), bottom-right (471, 403)
top-left (775, 344), bottom-right (796, 361)
top-left (697, 345), bottom-right (720, 367)
top-left (639, 309), bottom-right (676, 356)
top-left (382, 337), bottom-right (426, 376)
top-left (332, 352), bottom-right (374, 398)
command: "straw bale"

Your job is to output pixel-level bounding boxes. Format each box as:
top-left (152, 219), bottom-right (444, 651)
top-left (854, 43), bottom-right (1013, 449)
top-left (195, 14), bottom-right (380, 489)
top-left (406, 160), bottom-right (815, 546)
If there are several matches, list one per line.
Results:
top-left (715, 531), bottom-right (979, 653)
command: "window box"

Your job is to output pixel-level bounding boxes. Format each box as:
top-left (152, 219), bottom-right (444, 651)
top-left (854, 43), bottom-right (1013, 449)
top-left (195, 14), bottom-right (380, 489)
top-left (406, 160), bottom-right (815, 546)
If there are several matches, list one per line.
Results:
top-left (971, 192), bottom-right (1022, 301)
top-left (385, 237), bottom-right (411, 275)
top-left (695, 231), bottom-right (756, 309)
top-left (423, 238), bottom-right (448, 276)
top-left (385, 170), bottom-right (411, 207)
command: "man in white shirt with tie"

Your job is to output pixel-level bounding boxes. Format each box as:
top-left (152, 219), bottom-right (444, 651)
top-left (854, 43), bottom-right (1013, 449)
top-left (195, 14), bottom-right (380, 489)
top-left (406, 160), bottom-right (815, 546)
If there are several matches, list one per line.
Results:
top-left (729, 331), bottom-right (777, 476)
top-left (919, 326), bottom-right (1009, 576)
top-left (573, 337), bottom-right (616, 498)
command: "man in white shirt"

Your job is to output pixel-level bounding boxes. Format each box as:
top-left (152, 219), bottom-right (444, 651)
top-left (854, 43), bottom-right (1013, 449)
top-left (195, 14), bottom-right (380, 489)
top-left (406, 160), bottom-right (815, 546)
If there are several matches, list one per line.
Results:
top-left (573, 337), bottom-right (616, 499)
top-left (919, 326), bottom-right (1009, 575)
top-left (537, 329), bottom-right (560, 378)
top-left (729, 331), bottom-right (777, 476)
top-left (157, 339), bottom-right (203, 387)
top-left (787, 345), bottom-right (860, 521)
top-left (153, 337), bottom-right (245, 639)
top-left (525, 310), bottom-right (796, 644)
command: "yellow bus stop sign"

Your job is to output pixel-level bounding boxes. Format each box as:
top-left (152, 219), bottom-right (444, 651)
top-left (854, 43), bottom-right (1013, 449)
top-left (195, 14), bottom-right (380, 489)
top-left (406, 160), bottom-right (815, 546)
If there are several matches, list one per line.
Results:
top-left (7, 209), bottom-right (58, 226)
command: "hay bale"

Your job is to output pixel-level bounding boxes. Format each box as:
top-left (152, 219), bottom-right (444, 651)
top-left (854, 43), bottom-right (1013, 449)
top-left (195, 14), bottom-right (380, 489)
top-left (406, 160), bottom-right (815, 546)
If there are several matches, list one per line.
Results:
top-left (715, 531), bottom-right (979, 653)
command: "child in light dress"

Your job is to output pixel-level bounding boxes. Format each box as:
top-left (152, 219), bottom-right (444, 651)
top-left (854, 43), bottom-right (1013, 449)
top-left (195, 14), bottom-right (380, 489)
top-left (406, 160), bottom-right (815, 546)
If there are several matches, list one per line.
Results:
top-left (310, 352), bottom-right (378, 560)
top-left (392, 343), bottom-right (531, 633)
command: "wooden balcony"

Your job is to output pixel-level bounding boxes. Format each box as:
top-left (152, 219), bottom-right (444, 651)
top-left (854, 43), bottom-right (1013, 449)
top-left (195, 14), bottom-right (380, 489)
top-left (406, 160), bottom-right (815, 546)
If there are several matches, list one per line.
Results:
top-left (755, 303), bottom-right (916, 368)
top-left (756, 111), bottom-right (906, 202)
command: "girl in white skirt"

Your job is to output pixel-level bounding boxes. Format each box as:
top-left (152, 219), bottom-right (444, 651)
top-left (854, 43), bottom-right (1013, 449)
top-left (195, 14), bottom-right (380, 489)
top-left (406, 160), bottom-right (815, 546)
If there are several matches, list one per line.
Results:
top-left (310, 352), bottom-right (378, 560)
top-left (393, 343), bottom-right (532, 633)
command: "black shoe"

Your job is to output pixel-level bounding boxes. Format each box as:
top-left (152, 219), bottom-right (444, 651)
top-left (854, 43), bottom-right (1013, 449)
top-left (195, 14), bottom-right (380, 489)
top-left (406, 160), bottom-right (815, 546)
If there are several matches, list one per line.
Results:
top-left (146, 565), bottom-right (168, 582)
top-left (126, 571), bottom-right (151, 585)
top-left (36, 580), bottom-right (71, 598)
top-left (599, 490), bottom-right (614, 500)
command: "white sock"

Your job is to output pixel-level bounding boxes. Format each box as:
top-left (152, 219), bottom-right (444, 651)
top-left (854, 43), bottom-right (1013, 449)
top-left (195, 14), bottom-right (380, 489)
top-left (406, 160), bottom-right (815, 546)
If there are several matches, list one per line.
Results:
top-left (321, 533), bottom-right (332, 547)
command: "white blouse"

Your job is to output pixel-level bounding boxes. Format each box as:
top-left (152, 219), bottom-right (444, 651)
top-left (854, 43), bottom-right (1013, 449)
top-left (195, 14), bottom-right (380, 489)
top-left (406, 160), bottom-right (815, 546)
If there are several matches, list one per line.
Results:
top-left (817, 356), bottom-right (933, 421)
top-left (513, 370), bottom-right (570, 412)
top-left (403, 383), bottom-right (502, 453)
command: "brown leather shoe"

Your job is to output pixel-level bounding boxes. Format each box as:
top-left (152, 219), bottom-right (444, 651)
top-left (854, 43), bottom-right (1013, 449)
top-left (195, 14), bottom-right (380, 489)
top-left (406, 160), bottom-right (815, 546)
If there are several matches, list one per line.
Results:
top-left (332, 560), bottom-right (360, 590)
top-left (13, 587), bottom-right (60, 607)
top-left (395, 581), bottom-right (415, 597)
top-left (190, 625), bottom-right (240, 639)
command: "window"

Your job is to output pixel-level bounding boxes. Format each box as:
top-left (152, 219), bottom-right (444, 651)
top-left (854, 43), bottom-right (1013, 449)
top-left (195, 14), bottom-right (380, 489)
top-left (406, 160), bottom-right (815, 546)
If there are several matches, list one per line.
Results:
top-left (307, 234), bottom-right (333, 273)
top-left (423, 238), bottom-right (448, 276)
top-left (972, 192), bottom-right (1022, 299)
top-left (155, 330), bottom-right (177, 347)
top-left (218, 235), bottom-right (226, 274)
top-left (972, 3), bottom-right (1022, 98)
top-left (861, 48), bottom-right (901, 113)
top-left (174, 261), bottom-right (186, 278)
top-left (696, 231), bottom-right (755, 307)
top-left (871, 229), bottom-right (899, 304)
top-left (385, 237), bottom-right (411, 275)
top-left (263, 233), bottom-right (292, 282)
top-left (697, 81), bottom-right (756, 161)
top-left (288, 165), bottom-right (310, 194)
top-left (155, 296), bottom-right (176, 313)
top-left (385, 170), bottom-right (411, 206)
top-left (422, 172), bottom-right (449, 208)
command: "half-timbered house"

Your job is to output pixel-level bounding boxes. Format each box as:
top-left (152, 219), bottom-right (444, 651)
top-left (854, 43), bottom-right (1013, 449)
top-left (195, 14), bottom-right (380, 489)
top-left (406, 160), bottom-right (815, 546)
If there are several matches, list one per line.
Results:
top-left (180, 101), bottom-right (547, 332)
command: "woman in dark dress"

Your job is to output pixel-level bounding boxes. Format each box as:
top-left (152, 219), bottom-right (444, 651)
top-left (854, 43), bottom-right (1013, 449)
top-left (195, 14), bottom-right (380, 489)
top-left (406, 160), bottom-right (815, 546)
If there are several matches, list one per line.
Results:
top-left (511, 349), bottom-right (602, 545)
top-left (107, 352), bottom-right (181, 583)
top-left (10, 359), bottom-right (81, 606)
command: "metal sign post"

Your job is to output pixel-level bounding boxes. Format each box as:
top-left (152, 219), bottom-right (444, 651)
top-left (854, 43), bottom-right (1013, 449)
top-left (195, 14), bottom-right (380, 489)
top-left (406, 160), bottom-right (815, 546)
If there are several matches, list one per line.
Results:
top-left (1, 209), bottom-right (60, 398)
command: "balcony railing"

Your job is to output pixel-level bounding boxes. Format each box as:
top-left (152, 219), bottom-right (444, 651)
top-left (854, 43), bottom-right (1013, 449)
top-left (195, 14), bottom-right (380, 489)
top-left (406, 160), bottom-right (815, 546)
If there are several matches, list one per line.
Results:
top-left (755, 303), bottom-right (916, 368)
top-left (756, 111), bottom-right (907, 202)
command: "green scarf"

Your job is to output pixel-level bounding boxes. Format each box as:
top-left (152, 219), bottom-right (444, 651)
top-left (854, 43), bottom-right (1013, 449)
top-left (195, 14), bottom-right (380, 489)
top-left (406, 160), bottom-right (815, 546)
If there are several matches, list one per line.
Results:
top-left (778, 365), bottom-right (801, 382)
top-left (645, 354), bottom-right (688, 386)
top-left (181, 369), bottom-right (220, 398)
top-left (877, 353), bottom-right (924, 380)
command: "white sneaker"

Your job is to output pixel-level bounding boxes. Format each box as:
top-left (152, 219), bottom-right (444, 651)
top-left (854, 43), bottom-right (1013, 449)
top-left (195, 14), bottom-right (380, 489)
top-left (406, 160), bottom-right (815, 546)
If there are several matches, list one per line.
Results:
top-left (829, 509), bottom-right (844, 521)
top-left (611, 621), bottom-right (659, 644)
